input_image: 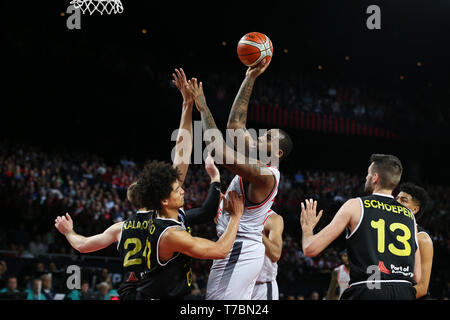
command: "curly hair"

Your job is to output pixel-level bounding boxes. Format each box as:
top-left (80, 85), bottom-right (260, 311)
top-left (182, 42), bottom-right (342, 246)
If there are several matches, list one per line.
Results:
top-left (398, 182), bottom-right (430, 220)
top-left (135, 160), bottom-right (180, 210)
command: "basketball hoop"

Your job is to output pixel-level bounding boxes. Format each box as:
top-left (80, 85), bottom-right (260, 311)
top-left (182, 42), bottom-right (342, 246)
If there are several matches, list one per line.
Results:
top-left (70, 0), bottom-right (124, 15)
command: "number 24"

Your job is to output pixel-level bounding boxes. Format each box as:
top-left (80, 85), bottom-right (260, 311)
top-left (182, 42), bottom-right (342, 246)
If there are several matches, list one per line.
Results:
top-left (123, 238), bottom-right (151, 268)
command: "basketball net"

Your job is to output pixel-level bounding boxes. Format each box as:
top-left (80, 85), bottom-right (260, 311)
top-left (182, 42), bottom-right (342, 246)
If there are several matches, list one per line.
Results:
top-left (70, 0), bottom-right (124, 15)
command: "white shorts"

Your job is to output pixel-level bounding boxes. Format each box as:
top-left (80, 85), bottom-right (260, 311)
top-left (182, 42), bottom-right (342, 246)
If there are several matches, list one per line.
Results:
top-left (206, 239), bottom-right (265, 300)
top-left (251, 280), bottom-right (279, 300)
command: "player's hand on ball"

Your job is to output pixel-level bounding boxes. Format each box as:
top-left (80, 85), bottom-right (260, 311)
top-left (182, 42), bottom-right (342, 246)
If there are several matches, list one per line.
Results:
top-left (246, 58), bottom-right (271, 79)
top-left (223, 191), bottom-right (244, 219)
top-left (172, 68), bottom-right (193, 107)
top-left (55, 213), bottom-right (74, 235)
top-left (300, 199), bottom-right (323, 232)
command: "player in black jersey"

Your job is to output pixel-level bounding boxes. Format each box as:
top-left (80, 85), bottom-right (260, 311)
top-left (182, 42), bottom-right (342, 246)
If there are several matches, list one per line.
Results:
top-left (118, 161), bottom-right (244, 299)
top-left (54, 68), bottom-right (240, 299)
top-left (54, 155), bottom-right (232, 299)
top-left (300, 154), bottom-right (421, 300)
top-left (396, 182), bottom-right (433, 299)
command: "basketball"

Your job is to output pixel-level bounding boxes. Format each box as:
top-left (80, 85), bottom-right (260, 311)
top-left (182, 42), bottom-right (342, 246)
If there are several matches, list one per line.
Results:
top-left (237, 32), bottom-right (273, 67)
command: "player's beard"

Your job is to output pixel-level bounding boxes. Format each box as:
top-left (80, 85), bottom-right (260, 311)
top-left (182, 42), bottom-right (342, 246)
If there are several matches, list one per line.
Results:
top-left (364, 180), bottom-right (374, 194)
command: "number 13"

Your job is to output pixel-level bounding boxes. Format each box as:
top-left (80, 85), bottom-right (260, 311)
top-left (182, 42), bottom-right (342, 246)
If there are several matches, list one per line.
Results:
top-left (370, 219), bottom-right (412, 256)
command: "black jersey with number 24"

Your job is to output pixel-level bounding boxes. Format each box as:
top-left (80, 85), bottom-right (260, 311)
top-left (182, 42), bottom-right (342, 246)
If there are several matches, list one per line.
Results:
top-left (117, 209), bottom-right (192, 299)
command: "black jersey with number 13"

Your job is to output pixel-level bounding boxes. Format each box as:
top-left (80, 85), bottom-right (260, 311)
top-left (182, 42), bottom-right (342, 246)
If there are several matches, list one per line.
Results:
top-left (346, 194), bottom-right (418, 286)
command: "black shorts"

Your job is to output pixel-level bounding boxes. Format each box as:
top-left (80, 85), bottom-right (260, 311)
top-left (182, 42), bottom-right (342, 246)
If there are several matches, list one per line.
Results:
top-left (119, 288), bottom-right (137, 300)
top-left (340, 282), bottom-right (416, 300)
top-left (118, 282), bottom-right (139, 300)
top-left (119, 289), bottom-right (151, 300)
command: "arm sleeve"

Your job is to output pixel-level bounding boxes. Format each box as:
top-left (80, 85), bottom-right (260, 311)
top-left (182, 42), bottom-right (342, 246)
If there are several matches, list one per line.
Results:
top-left (184, 182), bottom-right (221, 226)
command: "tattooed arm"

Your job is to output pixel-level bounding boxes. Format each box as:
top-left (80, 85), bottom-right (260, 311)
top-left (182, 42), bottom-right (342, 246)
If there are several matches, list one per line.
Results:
top-left (227, 76), bottom-right (254, 130)
top-left (227, 59), bottom-right (270, 130)
top-left (227, 59), bottom-right (271, 154)
top-left (186, 78), bottom-right (275, 202)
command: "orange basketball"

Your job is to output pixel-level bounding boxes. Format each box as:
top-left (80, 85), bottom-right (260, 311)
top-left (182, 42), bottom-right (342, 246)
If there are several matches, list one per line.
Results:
top-left (237, 32), bottom-right (273, 67)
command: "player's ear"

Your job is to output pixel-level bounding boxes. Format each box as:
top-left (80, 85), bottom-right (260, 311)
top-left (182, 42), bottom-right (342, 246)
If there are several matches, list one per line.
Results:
top-left (372, 172), bottom-right (379, 184)
top-left (277, 149), bottom-right (284, 160)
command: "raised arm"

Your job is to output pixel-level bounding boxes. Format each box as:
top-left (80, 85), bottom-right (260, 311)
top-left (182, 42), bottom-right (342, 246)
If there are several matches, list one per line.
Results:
top-left (54, 213), bottom-right (122, 253)
top-left (186, 78), bottom-right (275, 194)
top-left (227, 60), bottom-right (270, 155)
top-left (262, 213), bottom-right (284, 262)
top-left (172, 68), bottom-right (194, 186)
top-left (160, 191), bottom-right (244, 260)
top-left (301, 198), bottom-right (356, 257)
top-left (227, 59), bottom-right (270, 130)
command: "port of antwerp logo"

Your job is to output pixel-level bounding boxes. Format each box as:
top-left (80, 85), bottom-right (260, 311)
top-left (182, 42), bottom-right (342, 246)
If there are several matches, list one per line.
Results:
top-left (377, 261), bottom-right (391, 274)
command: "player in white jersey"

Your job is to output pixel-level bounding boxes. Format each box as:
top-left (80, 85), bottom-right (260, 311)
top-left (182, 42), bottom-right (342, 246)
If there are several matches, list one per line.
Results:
top-left (185, 60), bottom-right (293, 299)
top-left (251, 209), bottom-right (284, 300)
top-left (206, 165), bottom-right (281, 299)
top-left (325, 250), bottom-right (350, 300)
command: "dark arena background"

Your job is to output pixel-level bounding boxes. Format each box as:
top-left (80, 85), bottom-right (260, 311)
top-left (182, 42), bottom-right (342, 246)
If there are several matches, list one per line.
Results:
top-left (0, 0), bottom-right (449, 310)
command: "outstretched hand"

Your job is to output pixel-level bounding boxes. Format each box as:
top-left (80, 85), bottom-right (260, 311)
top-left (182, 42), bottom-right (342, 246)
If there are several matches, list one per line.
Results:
top-left (300, 199), bottom-right (323, 232)
top-left (246, 58), bottom-right (271, 79)
top-left (55, 213), bottom-right (74, 235)
top-left (186, 78), bottom-right (206, 112)
top-left (172, 68), bottom-right (193, 107)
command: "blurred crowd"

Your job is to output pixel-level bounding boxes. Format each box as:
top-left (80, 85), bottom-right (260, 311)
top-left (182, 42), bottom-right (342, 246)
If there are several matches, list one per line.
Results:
top-left (0, 141), bottom-right (449, 300)
top-left (0, 258), bottom-right (120, 300)
top-left (158, 68), bottom-right (449, 135)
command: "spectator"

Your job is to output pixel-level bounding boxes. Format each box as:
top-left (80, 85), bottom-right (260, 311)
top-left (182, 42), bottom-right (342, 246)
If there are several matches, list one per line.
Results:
top-left (95, 268), bottom-right (112, 290)
top-left (66, 280), bottom-right (97, 300)
top-left (309, 291), bottom-right (320, 300)
top-left (26, 278), bottom-right (46, 300)
top-left (80, 281), bottom-right (98, 300)
top-left (40, 274), bottom-right (55, 300)
top-left (95, 282), bottom-right (112, 300)
top-left (0, 276), bottom-right (22, 299)
top-left (47, 262), bottom-right (64, 292)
